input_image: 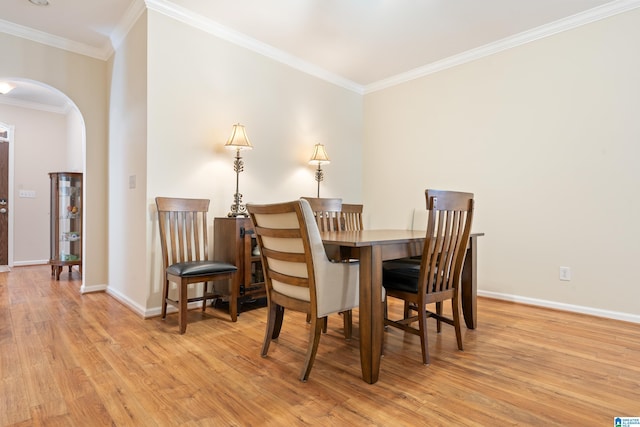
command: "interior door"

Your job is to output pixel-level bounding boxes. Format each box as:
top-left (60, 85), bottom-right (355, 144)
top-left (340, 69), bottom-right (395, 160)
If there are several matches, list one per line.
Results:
top-left (0, 132), bottom-right (8, 265)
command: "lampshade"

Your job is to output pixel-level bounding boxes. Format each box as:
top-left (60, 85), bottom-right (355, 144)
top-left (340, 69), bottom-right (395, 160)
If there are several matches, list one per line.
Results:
top-left (224, 123), bottom-right (253, 150)
top-left (309, 143), bottom-right (330, 165)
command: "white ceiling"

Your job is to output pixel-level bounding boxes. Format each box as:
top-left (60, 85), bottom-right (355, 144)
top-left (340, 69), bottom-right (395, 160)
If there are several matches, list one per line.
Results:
top-left (1, 0), bottom-right (638, 109)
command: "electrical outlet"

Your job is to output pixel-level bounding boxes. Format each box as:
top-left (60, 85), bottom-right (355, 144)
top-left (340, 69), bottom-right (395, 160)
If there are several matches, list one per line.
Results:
top-left (559, 266), bottom-right (571, 281)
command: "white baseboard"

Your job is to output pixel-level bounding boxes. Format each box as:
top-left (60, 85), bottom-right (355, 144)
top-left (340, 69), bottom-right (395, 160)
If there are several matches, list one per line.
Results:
top-left (106, 287), bottom-right (148, 318)
top-left (478, 290), bottom-right (640, 324)
top-left (81, 283), bottom-right (107, 293)
top-left (104, 287), bottom-right (640, 325)
top-left (13, 259), bottom-right (49, 266)
top-left (105, 286), bottom-right (200, 319)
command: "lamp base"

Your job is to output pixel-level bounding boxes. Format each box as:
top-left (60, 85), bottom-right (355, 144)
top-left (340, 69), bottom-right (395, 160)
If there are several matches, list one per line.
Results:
top-left (315, 165), bottom-right (324, 197)
top-left (227, 210), bottom-right (248, 218)
top-left (228, 199), bottom-right (248, 217)
top-left (228, 152), bottom-right (249, 217)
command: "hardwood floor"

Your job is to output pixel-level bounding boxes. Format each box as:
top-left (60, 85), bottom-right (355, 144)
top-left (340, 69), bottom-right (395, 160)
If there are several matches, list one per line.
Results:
top-left (1, 265), bottom-right (639, 426)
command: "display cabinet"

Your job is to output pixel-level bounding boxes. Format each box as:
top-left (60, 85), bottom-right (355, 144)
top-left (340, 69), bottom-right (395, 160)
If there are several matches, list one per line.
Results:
top-left (213, 217), bottom-right (266, 321)
top-left (49, 172), bottom-right (82, 280)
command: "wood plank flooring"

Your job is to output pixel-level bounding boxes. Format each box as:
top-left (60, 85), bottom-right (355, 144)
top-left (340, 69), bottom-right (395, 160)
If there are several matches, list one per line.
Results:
top-left (1, 265), bottom-right (639, 426)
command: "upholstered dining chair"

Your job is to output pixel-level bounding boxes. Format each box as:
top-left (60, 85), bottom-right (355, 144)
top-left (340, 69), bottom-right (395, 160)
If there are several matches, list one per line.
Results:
top-left (246, 199), bottom-right (359, 382)
top-left (155, 197), bottom-right (238, 334)
top-left (382, 189), bottom-right (474, 365)
top-left (301, 197), bottom-right (353, 333)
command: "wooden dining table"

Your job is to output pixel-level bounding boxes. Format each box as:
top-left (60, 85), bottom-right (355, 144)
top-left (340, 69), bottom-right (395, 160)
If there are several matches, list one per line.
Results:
top-left (320, 229), bottom-right (483, 384)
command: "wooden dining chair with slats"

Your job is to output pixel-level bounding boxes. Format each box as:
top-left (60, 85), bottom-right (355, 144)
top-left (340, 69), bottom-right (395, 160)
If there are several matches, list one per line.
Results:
top-left (382, 189), bottom-right (474, 365)
top-left (301, 197), bottom-right (344, 232)
top-left (341, 203), bottom-right (364, 231)
top-left (339, 203), bottom-right (364, 263)
top-left (156, 197), bottom-right (238, 334)
top-left (247, 199), bottom-right (359, 381)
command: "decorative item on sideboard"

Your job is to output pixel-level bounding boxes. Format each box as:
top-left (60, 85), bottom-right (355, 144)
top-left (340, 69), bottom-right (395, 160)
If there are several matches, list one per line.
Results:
top-left (224, 123), bottom-right (253, 217)
top-left (309, 143), bottom-right (330, 197)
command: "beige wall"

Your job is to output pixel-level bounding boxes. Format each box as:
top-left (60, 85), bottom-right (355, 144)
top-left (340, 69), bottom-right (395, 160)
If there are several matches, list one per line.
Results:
top-left (363, 9), bottom-right (640, 320)
top-left (0, 104), bottom-right (69, 263)
top-left (66, 108), bottom-right (84, 172)
top-left (0, 33), bottom-right (108, 289)
top-left (107, 11), bottom-right (363, 315)
top-left (106, 13), bottom-right (149, 311)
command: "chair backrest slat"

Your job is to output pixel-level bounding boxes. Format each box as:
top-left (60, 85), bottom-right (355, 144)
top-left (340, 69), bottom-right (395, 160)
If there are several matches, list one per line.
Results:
top-left (156, 197), bottom-right (210, 269)
top-left (248, 200), bottom-right (319, 310)
top-left (419, 190), bottom-right (474, 296)
top-left (301, 197), bottom-right (343, 232)
top-left (341, 203), bottom-right (364, 231)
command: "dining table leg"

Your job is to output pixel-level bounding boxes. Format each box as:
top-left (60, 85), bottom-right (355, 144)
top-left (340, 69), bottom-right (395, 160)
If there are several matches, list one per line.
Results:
top-left (358, 245), bottom-right (383, 384)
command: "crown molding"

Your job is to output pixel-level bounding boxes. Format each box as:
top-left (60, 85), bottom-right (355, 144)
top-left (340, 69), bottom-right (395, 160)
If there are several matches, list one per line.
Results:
top-left (2, 0), bottom-right (639, 94)
top-left (145, 0), bottom-right (364, 94)
top-left (364, 0), bottom-right (640, 94)
top-left (111, 0), bottom-right (147, 51)
top-left (0, 18), bottom-right (111, 61)
top-left (0, 0), bottom-right (146, 60)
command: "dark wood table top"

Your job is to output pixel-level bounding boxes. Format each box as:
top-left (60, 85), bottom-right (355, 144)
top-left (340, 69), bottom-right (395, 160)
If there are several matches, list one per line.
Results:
top-left (321, 229), bottom-right (484, 246)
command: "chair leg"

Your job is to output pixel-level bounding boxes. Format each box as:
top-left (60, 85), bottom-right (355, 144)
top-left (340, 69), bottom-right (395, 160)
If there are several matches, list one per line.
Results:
top-left (418, 304), bottom-right (430, 365)
top-left (436, 301), bottom-right (443, 333)
top-left (272, 305), bottom-right (285, 339)
top-left (342, 310), bottom-right (352, 340)
top-left (161, 279), bottom-right (169, 319)
top-left (179, 281), bottom-right (188, 334)
top-left (383, 298), bottom-right (389, 331)
top-left (229, 277), bottom-right (239, 322)
top-left (300, 316), bottom-right (324, 382)
top-left (452, 298), bottom-right (463, 351)
top-left (322, 316), bottom-right (328, 333)
top-left (202, 281), bottom-right (209, 312)
top-left (381, 301), bottom-right (386, 356)
top-left (262, 303), bottom-right (279, 357)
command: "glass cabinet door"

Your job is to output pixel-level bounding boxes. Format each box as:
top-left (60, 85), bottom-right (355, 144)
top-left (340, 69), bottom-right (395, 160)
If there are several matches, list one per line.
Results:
top-left (49, 172), bottom-right (83, 280)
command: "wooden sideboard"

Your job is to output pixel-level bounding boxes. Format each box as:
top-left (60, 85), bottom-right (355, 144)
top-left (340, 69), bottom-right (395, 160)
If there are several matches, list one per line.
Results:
top-left (213, 217), bottom-right (266, 321)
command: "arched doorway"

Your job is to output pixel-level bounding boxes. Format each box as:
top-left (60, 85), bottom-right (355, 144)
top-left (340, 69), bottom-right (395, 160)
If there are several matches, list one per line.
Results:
top-left (0, 78), bottom-right (85, 276)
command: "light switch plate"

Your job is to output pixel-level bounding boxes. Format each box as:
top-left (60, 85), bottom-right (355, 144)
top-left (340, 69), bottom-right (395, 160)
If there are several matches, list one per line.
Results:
top-left (19, 190), bottom-right (36, 198)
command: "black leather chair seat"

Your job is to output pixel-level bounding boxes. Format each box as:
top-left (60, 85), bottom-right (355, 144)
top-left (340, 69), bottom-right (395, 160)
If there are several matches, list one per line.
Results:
top-left (382, 260), bottom-right (421, 293)
top-left (167, 260), bottom-right (237, 277)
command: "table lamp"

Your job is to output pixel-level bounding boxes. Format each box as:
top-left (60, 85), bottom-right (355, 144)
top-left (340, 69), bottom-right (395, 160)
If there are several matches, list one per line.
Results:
top-left (225, 123), bottom-right (253, 217)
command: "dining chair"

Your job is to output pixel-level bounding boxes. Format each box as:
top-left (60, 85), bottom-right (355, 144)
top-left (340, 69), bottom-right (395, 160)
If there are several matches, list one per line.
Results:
top-left (301, 197), bottom-right (352, 334)
top-left (246, 199), bottom-right (359, 382)
top-left (155, 197), bottom-right (238, 334)
top-left (340, 203), bottom-right (364, 231)
top-left (339, 203), bottom-right (364, 264)
top-left (382, 189), bottom-right (474, 364)
top-left (301, 197), bottom-right (343, 232)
